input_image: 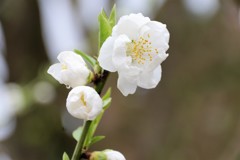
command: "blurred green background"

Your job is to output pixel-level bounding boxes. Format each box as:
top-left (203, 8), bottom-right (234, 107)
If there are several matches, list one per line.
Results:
top-left (0, 0), bottom-right (240, 160)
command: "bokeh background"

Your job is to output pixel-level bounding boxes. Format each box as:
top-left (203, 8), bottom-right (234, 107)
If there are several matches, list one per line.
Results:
top-left (0, 0), bottom-right (240, 159)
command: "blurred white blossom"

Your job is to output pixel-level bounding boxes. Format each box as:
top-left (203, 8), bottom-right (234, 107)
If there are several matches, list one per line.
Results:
top-left (66, 86), bottom-right (103, 120)
top-left (0, 118), bottom-right (16, 142)
top-left (76, 0), bottom-right (110, 30)
top-left (98, 13), bottom-right (169, 96)
top-left (6, 83), bottom-right (24, 113)
top-left (183, 0), bottom-right (220, 19)
top-left (38, 0), bottom-right (88, 62)
top-left (0, 84), bottom-right (14, 125)
top-left (0, 152), bottom-right (12, 160)
top-left (33, 81), bottom-right (56, 104)
top-left (48, 51), bottom-right (91, 88)
top-left (117, 0), bottom-right (166, 18)
top-left (0, 83), bottom-right (20, 141)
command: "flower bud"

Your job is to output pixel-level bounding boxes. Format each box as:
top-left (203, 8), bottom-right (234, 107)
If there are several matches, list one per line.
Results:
top-left (66, 86), bottom-right (103, 120)
top-left (104, 150), bottom-right (126, 160)
top-left (48, 51), bottom-right (92, 88)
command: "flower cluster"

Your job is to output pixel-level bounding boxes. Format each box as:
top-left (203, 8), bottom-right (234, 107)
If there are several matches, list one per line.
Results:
top-left (48, 51), bottom-right (103, 121)
top-left (48, 9), bottom-right (169, 160)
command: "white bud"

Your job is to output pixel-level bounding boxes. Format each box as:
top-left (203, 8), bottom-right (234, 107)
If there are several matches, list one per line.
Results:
top-left (90, 151), bottom-right (107, 160)
top-left (104, 150), bottom-right (126, 160)
top-left (48, 51), bottom-right (91, 88)
top-left (66, 86), bottom-right (103, 120)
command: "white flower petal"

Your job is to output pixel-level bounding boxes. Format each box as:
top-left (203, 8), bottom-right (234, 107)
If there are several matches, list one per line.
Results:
top-left (145, 53), bottom-right (168, 72)
top-left (127, 13), bottom-right (151, 26)
top-left (104, 150), bottom-right (126, 160)
top-left (61, 65), bottom-right (90, 87)
top-left (98, 37), bottom-right (117, 72)
top-left (112, 35), bottom-right (131, 69)
top-left (58, 51), bottom-right (85, 64)
top-left (112, 13), bottom-right (150, 39)
top-left (141, 21), bottom-right (170, 52)
top-left (138, 65), bottom-right (162, 89)
top-left (117, 74), bottom-right (137, 96)
top-left (47, 63), bottom-right (63, 83)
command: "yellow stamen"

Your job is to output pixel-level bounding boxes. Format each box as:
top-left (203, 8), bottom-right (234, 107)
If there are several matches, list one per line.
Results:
top-left (61, 64), bottom-right (68, 70)
top-left (80, 94), bottom-right (87, 106)
top-left (127, 34), bottom-right (158, 64)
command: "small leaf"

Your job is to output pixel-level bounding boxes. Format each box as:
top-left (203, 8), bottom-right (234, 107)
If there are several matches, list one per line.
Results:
top-left (102, 87), bottom-right (111, 101)
top-left (74, 49), bottom-right (96, 66)
top-left (72, 126), bottom-right (83, 142)
top-left (90, 136), bottom-right (105, 146)
top-left (62, 152), bottom-right (70, 160)
top-left (103, 97), bottom-right (112, 110)
top-left (98, 9), bottom-right (112, 49)
top-left (109, 4), bottom-right (116, 28)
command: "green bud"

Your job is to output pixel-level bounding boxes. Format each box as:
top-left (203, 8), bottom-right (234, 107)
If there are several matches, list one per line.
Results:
top-left (87, 71), bottom-right (95, 83)
top-left (94, 63), bottom-right (102, 75)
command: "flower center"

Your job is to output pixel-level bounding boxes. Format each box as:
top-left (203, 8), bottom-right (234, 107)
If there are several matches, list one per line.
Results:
top-left (80, 94), bottom-right (87, 106)
top-left (61, 64), bottom-right (68, 70)
top-left (127, 34), bottom-right (158, 64)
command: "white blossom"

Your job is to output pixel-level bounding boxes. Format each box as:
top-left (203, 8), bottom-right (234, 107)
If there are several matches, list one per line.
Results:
top-left (38, 0), bottom-right (88, 61)
top-left (104, 150), bottom-right (126, 160)
top-left (0, 83), bottom-right (20, 141)
top-left (48, 51), bottom-right (91, 88)
top-left (98, 13), bottom-right (170, 96)
top-left (66, 86), bottom-right (103, 120)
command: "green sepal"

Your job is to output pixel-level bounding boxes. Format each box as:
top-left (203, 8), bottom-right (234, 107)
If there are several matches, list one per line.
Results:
top-left (90, 151), bottom-right (107, 160)
top-left (72, 126), bottom-right (83, 142)
top-left (74, 49), bottom-right (96, 67)
top-left (62, 152), bottom-right (70, 160)
top-left (90, 136), bottom-right (105, 146)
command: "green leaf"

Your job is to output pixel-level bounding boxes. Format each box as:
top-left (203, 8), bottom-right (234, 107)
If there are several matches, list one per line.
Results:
top-left (101, 9), bottom-right (108, 19)
top-left (72, 126), bottom-right (83, 142)
top-left (98, 10), bottom-right (112, 49)
top-left (90, 136), bottom-right (105, 146)
top-left (62, 152), bottom-right (70, 160)
top-left (102, 87), bottom-right (111, 101)
top-left (109, 4), bottom-right (116, 28)
top-left (103, 97), bottom-right (112, 110)
top-left (74, 49), bottom-right (96, 66)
